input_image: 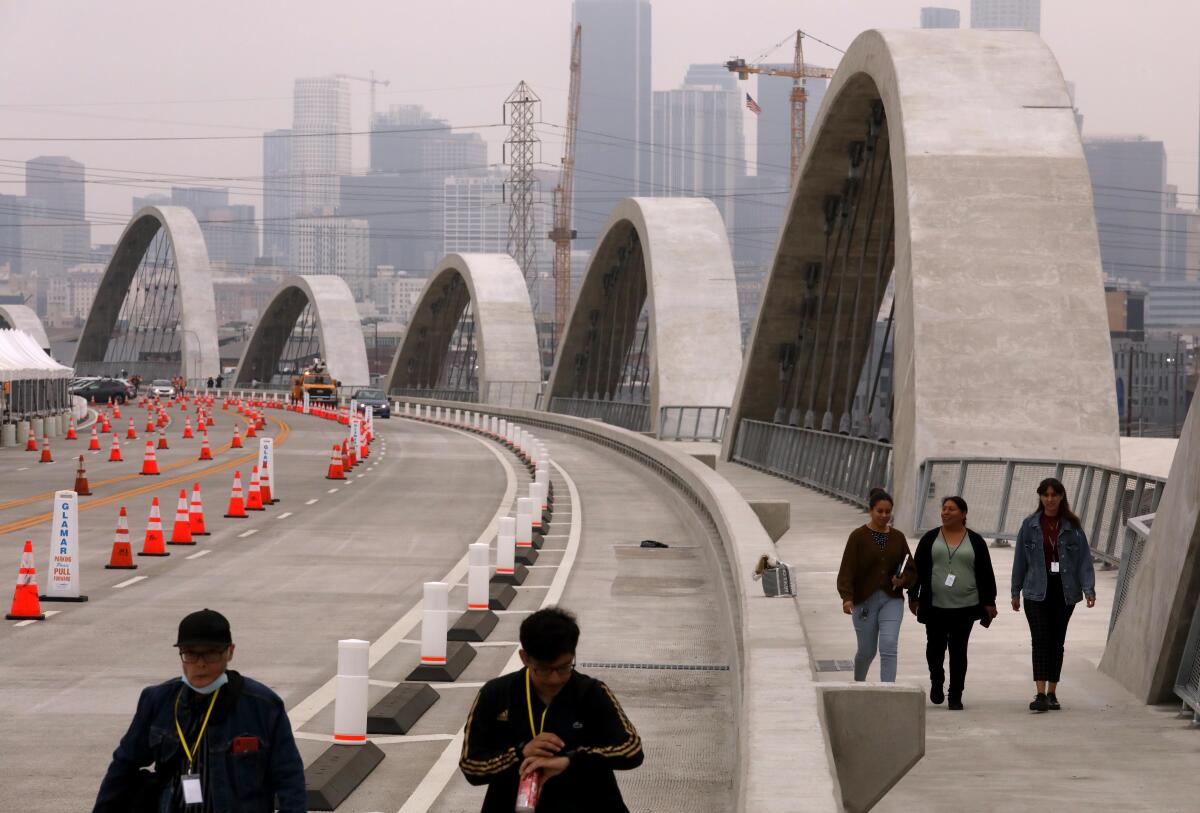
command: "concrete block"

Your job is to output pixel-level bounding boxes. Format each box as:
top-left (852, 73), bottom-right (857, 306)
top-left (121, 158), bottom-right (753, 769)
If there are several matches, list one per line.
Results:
top-left (748, 500), bottom-right (791, 543)
top-left (514, 547), bottom-right (539, 566)
top-left (488, 582), bottom-right (517, 610)
top-left (405, 640), bottom-right (476, 682)
top-left (690, 451), bottom-right (717, 470)
top-left (817, 684), bottom-right (924, 813)
top-left (491, 565), bottom-right (528, 586)
top-left (448, 609), bottom-right (498, 642)
top-left (305, 741), bottom-right (385, 811)
top-left (367, 683), bottom-right (438, 735)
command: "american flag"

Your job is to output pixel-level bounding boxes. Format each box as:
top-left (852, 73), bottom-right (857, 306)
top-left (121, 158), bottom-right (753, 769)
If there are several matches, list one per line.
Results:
top-left (745, 93), bottom-right (762, 115)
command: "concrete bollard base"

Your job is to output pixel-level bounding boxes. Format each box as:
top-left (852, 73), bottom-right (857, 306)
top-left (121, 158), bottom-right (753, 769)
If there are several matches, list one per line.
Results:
top-left (405, 641), bottom-right (476, 682)
top-left (367, 683), bottom-right (438, 735)
top-left (492, 565), bottom-right (529, 585)
top-left (449, 609), bottom-right (498, 642)
top-left (514, 547), bottom-right (539, 566)
top-left (488, 582), bottom-right (518, 609)
top-left (304, 741), bottom-right (385, 811)
top-left (40, 594), bottom-right (88, 602)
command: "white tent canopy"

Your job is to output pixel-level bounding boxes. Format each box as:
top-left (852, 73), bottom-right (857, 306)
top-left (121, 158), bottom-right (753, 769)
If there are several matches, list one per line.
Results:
top-left (0, 329), bottom-right (73, 382)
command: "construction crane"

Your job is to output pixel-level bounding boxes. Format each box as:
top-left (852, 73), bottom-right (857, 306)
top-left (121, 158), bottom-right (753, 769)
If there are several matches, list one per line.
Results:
top-left (335, 70), bottom-right (391, 123)
top-left (726, 30), bottom-right (835, 183)
top-left (548, 24), bottom-right (582, 346)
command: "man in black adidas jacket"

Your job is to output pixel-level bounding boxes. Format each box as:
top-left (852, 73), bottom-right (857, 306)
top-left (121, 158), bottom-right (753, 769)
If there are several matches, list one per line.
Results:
top-left (459, 607), bottom-right (643, 812)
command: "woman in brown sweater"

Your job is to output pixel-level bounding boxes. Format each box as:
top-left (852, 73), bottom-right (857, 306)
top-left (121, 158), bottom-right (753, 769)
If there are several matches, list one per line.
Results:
top-left (837, 488), bottom-right (917, 682)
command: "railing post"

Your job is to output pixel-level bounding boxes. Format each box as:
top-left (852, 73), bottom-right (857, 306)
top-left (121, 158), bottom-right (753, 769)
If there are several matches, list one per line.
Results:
top-left (915, 462), bottom-right (934, 532)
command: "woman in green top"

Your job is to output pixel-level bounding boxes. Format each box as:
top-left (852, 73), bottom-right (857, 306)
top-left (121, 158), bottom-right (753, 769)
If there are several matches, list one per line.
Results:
top-left (908, 497), bottom-right (998, 710)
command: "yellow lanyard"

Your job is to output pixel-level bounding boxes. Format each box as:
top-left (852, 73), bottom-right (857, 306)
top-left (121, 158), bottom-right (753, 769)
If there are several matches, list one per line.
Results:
top-left (524, 668), bottom-right (549, 739)
top-left (174, 686), bottom-right (221, 770)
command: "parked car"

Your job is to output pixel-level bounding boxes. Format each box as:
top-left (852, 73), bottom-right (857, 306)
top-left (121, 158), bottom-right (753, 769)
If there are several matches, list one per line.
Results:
top-left (71, 377), bottom-right (129, 404)
top-left (351, 388), bottom-right (390, 419)
top-left (149, 379), bottom-right (176, 398)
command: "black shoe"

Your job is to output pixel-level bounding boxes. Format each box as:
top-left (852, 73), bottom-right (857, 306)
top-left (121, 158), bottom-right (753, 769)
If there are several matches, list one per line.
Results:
top-left (1046, 693), bottom-right (1061, 710)
top-left (930, 684), bottom-right (944, 705)
top-left (1029, 693), bottom-right (1049, 712)
top-left (948, 695), bottom-right (963, 711)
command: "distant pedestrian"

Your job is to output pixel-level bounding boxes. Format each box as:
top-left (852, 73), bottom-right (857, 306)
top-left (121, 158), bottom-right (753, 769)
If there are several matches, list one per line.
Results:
top-left (206, 377), bottom-right (215, 390)
top-left (837, 488), bottom-right (916, 682)
top-left (215, 374), bottom-right (224, 389)
top-left (1011, 477), bottom-right (1097, 712)
top-left (908, 496), bottom-right (998, 710)
top-left (92, 609), bottom-right (306, 812)
top-left (459, 607), bottom-right (643, 812)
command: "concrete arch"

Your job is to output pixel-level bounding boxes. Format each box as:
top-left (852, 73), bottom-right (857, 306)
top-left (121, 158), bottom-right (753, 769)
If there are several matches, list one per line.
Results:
top-left (545, 197), bottom-right (742, 435)
top-left (385, 253), bottom-right (541, 405)
top-left (725, 29), bottom-right (1121, 531)
top-left (0, 305), bottom-right (50, 353)
top-left (234, 274), bottom-right (369, 388)
top-left (73, 205), bottom-right (220, 380)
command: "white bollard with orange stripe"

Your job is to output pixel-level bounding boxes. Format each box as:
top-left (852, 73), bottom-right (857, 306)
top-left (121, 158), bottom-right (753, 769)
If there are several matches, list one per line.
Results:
top-left (492, 516), bottom-right (523, 585)
top-left (467, 543), bottom-right (490, 610)
top-left (333, 639), bottom-right (369, 745)
top-left (515, 497), bottom-right (536, 562)
top-left (419, 582), bottom-right (449, 667)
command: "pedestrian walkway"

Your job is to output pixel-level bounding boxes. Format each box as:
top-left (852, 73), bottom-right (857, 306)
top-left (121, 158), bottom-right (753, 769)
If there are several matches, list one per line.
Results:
top-left (718, 459), bottom-right (1200, 812)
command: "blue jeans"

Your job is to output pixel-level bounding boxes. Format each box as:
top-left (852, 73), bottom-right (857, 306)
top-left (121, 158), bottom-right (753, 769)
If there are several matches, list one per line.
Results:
top-left (851, 589), bottom-right (904, 682)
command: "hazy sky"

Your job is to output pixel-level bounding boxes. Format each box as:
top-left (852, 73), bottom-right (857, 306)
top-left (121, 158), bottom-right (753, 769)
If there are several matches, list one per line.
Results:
top-left (1, 0), bottom-right (1197, 243)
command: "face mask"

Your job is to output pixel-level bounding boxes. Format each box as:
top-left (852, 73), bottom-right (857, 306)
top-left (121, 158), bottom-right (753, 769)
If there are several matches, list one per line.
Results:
top-left (182, 671), bottom-right (228, 695)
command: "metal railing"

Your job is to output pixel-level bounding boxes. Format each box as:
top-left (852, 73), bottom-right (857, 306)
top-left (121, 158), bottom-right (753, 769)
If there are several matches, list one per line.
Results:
top-left (914, 458), bottom-right (1167, 566)
top-left (1175, 587), bottom-right (1200, 720)
top-left (481, 380), bottom-right (543, 410)
top-left (1110, 514), bottom-right (1153, 636)
top-left (548, 396), bottom-right (651, 434)
top-left (731, 419), bottom-right (893, 507)
top-left (658, 406), bottom-right (729, 442)
top-left (390, 387), bottom-right (478, 404)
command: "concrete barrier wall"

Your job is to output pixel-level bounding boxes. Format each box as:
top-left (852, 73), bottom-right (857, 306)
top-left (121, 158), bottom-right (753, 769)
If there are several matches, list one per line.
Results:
top-left (398, 397), bottom-right (844, 812)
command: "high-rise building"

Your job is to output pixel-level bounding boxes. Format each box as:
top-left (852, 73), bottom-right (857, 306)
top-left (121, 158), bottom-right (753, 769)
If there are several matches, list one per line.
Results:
top-left (1084, 138), bottom-right (1167, 286)
top-left (291, 77), bottom-right (351, 217)
top-left (292, 211), bottom-right (370, 297)
top-left (652, 70), bottom-right (746, 231)
top-left (0, 194), bottom-right (24, 274)
top-left (1165, 187), bottom-right (1200, 283)
top-left (340, 104), bottom-right (490, 276)
top-left (262, 129), bottom-right (293, 264)
top-left (920, 7), bottom-right (962, 28)
top-left (970, 0), bottom-right (1040, 33)
top-left (571, 0), bottom-right (652, 246)
top-left (24, 156), bottom-right (90, 271)
top-left (166, 187), bottom-right (258, 271)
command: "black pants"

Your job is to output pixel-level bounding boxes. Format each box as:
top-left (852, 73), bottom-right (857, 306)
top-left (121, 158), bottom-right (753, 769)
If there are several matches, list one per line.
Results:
top-left (925, 606), bottom-right (977, 696)
top-left (1023, 577), bottom-right (1076, 682)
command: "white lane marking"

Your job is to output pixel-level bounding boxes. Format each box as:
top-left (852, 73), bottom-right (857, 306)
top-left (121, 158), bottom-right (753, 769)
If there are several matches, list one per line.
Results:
top-left (492, 609), bottom-right (534, 615)
top-left (293, 731), bottom-right (455, 745)
top-left (16, 467), bottom-right (28, 472)
top-left (287, 427), bottom-right (518, 733)
top-left (355, 473), bottom-right (365, 479)
top-left (305, 498), bottom-right (318, 505)
top-left (523, 565), bottom-right (560, 569)
top-left (238, 529), bottom-right (258, 538)
top-left (186, 549), bottom-right (211, 560)
top-left (327, 488), bottom-right (339, 494)
top-left (397, 639), bottom-right (518, 647)
top-left (13, 609), bottom-right (61, 627)
top-left (513, 585), bottom-right (550, 590)
top-left (113, 575), bottom-right (147, 589)
top-left (397, 457), bottom-right (581, 813)
top-left (369, 679), bottom-right (400, 688)
top-left (277, 512), bottom-right (293, 519)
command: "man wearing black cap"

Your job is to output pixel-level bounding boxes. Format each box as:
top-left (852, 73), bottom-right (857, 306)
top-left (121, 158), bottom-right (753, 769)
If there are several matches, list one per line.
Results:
top-left (93, 609), bottom-right (306, 812)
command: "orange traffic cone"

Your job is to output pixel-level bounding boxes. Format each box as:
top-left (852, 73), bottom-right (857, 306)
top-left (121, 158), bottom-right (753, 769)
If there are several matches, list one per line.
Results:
top-left (157, 410), bottom-right (168, 428)
top-left (113, 403), bottom-right (122, 419)
top-left (25, 429), bottom-right (37, 452)
top-left (182, 418), bottom-right (194, 439)
top-left (126, 419), bottom-right (138, 440)
top-left (104, 507), bottom-right (137, 569)
top-left (74, 455), bottom-right (92, 496)
top-left (326, 444), bottom-right (345, 480)
top-left (256, 412), bottom-right (265, 430)
top-left (88, 426), bottom-right (100, 451)
top-left (348, 439), bottom-right (358, 469)
top-left (140, 440), bottom-right (160, 476)
top-left (231, 426), bottom-right (242, 449)
top-left (108, 434), bottom-right (123, 462)
top-left (246, 465), bottom-right (264, 511)
top-left (198, 432), bottom-right (213, 461)
top-left (260, 460), bottom-right (274, 504)
top-left (5, 540), bottom-right (45, 620)
top-left (157, 429), bottom-right (168, 450)
top-left (168, 490), bottom-right (194, 545)
top-left (206, 412), bottom-right (214, 428)
top-left (341, 439), bottom-right (352, 472)
top-left (145, 416), bottom-right (155, 433)
top-left (224, 471), bottom-right (248, 518)
top-left (65, 416), bottom-right (77, 440)
top-left (189, 483), bottom-right (209, 536)
top-left (101, 413), bottom-right (111, 433)
top-left (39, 435), bottom-right (52, 464)
top-left (246, 420), bottom-right (257, 439)
top-left (138, 498), bottom-right (168, 556)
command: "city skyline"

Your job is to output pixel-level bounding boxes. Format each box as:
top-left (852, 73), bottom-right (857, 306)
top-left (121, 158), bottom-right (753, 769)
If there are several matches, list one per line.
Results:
top-left (0, 0), bottom-right (1195, 246)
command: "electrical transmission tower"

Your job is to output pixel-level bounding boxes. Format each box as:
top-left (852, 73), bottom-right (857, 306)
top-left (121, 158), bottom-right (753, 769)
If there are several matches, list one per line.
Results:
top-left (503, 81), bottom-right (542, 308)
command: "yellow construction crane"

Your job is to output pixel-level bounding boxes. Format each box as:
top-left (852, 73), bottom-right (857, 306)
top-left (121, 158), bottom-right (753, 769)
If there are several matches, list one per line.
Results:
top-left (548, 24), bottom-right (582, 345)
top-left (336, 70), bottom-right (391, 123)
top-left (726, 30), bottom-right (835, 182)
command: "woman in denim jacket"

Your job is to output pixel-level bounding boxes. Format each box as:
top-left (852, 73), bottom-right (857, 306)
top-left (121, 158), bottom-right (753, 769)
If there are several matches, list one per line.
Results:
top-left (1010, 477), bottom-right (1097, 712)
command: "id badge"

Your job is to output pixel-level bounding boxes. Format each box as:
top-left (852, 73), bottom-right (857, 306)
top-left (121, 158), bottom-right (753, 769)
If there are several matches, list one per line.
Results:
top-left (944, 574), bottom-right (956, 587)
top-left (1051, 561), bottom-right (1061, 574)
top-left (182, 773), bottom-right (203, 804)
